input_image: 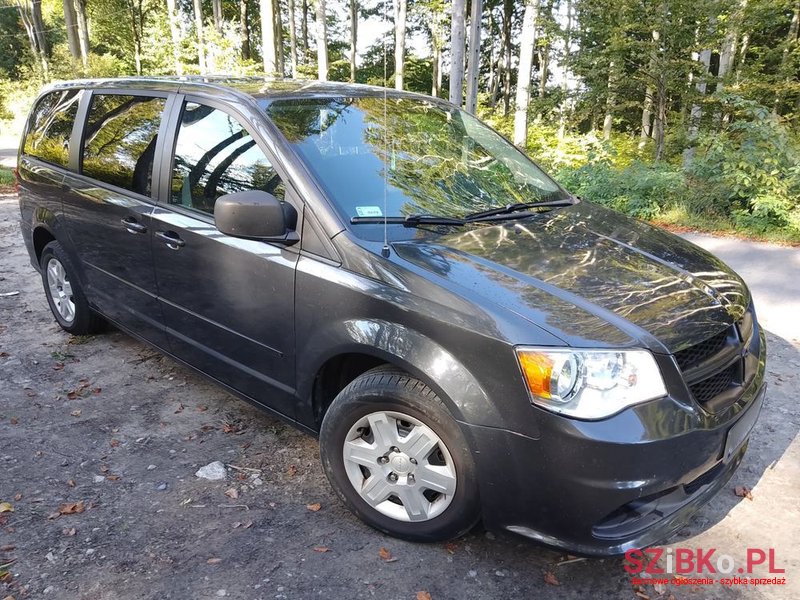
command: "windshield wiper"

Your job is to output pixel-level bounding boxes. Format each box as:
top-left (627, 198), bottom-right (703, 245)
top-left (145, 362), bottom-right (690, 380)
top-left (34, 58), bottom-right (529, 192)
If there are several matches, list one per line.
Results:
top-left (350, 214), bottom-right (466, 227)
top-left (463, 198), bottom-right (577, 222)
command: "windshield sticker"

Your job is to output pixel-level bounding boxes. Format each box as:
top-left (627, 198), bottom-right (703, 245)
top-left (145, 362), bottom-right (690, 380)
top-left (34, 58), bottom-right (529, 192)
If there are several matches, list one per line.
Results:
top-left (356, 206), bottom-right (383, 217)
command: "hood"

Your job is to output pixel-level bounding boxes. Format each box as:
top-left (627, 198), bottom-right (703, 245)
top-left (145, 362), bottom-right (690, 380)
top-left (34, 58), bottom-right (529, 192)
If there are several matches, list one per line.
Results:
top-left (392, 202), bottom-right (750, 353)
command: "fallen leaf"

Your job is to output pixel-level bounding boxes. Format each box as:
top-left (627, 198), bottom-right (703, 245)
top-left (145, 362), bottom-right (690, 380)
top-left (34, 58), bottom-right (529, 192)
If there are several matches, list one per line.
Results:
top-left (242, 520), bottom-right (253, 529)
top-left (0, 545), bottom-right (15, 551)
top-left (444, 542), bottom-right (457, 554)
top-left (58, 501), bottom-right (85, 515)
top-left (633, 587), bottom-right (650, 600)
top-left (206, 557), bottom-right (222, 564)
top-left (734, 486), bottom-right (753, 500)
top-left (197, 405), bottom-right (208, 412)
top-left (13, 494), bottom-right (21, 502)
top-left (306, 502), bottom-right (321, 512)
top-left (70, 410), bottom-right (81, 417)
top-left (287, 465), bottom-right (298, 476)
top-left (66, 479), bottom-right (76, 488)
top-left (53, 362), bottom-right (64, 371)
top-left (106, 474), bottom-right (120, 481)
top-left (174, 403), bottom-right (184, 414)
top-left (92, 387), bottom-right (102, 395)
top-left (62, 527), bottom-right (76, 536)
top-left (543, 570), bottom-right (560, 586)
top-left (46, 512), bottom-right (61, 520)
top-left (8, 418), bottom-right (17, 425)
top-left (313, 546), bottom-right (329, 553)
top-left (99, 465), bottom-right (109, 473)
top-left (378, 547), bottom-right (392, 561)
top-left (416, 592), bottom-right (432, 600)
top-left (222, 422), bottom-right (237, 433)
top-left (224, 488), bottom-right (239, 500)
top-left (24, 389), bottom-right (36, 398)
top-left (110, 439), bottom-right (120, 448)
top-left (0, 503), bottom-right (13, 514)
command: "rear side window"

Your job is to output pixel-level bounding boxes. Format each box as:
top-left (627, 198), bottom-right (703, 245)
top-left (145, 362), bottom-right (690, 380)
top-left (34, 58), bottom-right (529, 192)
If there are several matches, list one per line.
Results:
top-left (170, 102), bottom-right (285, 215)
top-left (82, 94), bottom-right (166, 196)
top-left (23, 89), bottom-right (81, 168)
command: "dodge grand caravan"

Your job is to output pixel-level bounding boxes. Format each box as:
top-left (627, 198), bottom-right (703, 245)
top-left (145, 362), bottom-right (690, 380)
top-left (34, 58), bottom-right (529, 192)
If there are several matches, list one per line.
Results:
top-left (17, 77), bottom-right (766, 556)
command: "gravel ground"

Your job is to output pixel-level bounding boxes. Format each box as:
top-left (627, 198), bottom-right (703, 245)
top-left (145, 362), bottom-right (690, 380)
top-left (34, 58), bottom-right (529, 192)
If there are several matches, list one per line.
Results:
top-left (1, 191), bottom-right (798, 600)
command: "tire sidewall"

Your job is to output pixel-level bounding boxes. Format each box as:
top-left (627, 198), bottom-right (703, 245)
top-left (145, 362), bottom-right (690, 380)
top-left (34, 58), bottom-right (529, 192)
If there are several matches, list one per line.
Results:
top-left (40, 241), bottom-right (93, 334)
top-left (320, 373), bottom-right (480, 542)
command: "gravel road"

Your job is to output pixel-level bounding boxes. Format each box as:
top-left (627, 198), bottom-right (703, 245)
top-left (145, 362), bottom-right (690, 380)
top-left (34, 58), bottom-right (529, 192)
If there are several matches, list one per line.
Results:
top-left (1, 191), bottom-right (798, 600)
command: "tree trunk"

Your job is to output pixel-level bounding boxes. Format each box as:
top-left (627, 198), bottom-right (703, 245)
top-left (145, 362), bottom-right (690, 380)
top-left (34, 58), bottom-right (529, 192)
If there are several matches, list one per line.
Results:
top-left (63, 0), bottom-right (81, 62)
top-left (16, 1), bottom-right (48, 78)
top-left (193, 0), bottom-right (207, 73)
top-left (260, 0), bottom-right (277, 74)
top-left (513, 0), bottom-right (538, 147)
top-left (432, 42), bottom-right (441, 96)
top-left (74, 0), bottom-right (89, 68)
top-left (535, 40), bottom-right (549, 122)
top-left (128, 0), bottom-right (143, 75)
top-left (653, 73), bottom-right (667, 161)
top-left (465, 0), bottom-right (483, 114)
top-left (349, 0), bottom-right (357, 82)
top-left (289, 0), bottom-right (299, 77)
top-left (502, 0), bottom-right (512, 115)
top-left (301, 0), bottom-right (309, 61)
top-left (316, 0), bottom-right (328, 80)
top-left (275, 0), bottom-right (285, 77)
top-left (212, 0), bottom-right (223, 33)
top-left (394, 0), bottom-right (407, 89)
top-left (487, 11), bottom-right (497, 107)
top-left (683, 43), bottom-right (712, 168)
top-left (557, 0), bottom-right (572, 140)
top-left (602, 61), bottom-right (617, 140)
top-left (240, 0), bottom-right (251, 60)
top-left (449, 0), bottom-right (466, 106)
top-left (166, 0), bottom-right (183, 75)
top-left (774, 0), bottom-right (800, 116)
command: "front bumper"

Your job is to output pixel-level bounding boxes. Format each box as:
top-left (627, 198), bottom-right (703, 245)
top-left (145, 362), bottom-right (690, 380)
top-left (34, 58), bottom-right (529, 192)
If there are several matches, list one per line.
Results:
top-left (465, 364), bottom-right (766, 557)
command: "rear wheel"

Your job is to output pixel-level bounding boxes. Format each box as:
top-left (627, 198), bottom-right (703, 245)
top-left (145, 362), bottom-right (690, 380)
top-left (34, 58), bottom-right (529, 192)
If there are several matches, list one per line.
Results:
top-left (320, 367), bottom-right (480, 542)
top-left (40, 241), bottom-right (104, 335)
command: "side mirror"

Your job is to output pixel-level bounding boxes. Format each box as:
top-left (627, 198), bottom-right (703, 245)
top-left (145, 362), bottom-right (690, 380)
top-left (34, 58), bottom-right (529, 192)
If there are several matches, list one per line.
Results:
top-left (214, 190), bottom-right (299, 245)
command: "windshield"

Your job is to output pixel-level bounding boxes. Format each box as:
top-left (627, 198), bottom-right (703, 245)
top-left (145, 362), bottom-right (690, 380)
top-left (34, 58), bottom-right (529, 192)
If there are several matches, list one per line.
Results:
top-left (262, 95), bottom-right (570, 237)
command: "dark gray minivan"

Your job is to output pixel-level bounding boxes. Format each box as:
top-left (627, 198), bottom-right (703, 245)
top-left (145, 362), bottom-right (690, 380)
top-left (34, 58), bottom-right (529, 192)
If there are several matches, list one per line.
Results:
top-left (17, 77), bottom-right (766, 555)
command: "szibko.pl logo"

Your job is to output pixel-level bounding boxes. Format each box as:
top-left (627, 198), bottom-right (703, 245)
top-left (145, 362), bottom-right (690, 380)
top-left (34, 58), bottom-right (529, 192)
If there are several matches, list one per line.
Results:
top-left (625, 548), bottom-right (785, 576)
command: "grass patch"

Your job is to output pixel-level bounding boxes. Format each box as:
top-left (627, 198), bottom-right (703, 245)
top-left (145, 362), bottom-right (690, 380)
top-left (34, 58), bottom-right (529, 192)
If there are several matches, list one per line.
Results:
top-left (0, 166), bottom-right (14, 190)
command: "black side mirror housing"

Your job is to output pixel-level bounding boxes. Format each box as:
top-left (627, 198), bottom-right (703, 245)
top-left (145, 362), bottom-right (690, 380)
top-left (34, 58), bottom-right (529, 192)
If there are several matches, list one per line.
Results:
top-left (214, 190), bottom-right (299, 245)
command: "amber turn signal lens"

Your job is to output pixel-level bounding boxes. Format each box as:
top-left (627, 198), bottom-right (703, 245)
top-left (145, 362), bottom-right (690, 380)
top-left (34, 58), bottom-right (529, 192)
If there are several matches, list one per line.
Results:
top-left (517, 351), bottom-right (554, 399)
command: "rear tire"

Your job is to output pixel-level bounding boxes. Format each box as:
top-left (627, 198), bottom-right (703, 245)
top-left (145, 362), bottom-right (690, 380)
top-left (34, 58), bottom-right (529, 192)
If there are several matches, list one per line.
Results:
top-left (40, 241), bottom-right (104, 335)
top-left (320, 366), bottom-right (481, 542)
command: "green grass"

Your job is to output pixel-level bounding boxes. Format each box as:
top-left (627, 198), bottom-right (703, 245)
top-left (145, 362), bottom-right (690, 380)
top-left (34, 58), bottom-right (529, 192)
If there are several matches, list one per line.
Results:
top-left (0, 166), bottom-right (14, 188)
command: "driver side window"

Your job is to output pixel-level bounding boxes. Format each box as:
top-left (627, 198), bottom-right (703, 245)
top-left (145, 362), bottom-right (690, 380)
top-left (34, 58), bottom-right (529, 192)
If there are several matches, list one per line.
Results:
top-left (170, 102), bottom-right (285, 215)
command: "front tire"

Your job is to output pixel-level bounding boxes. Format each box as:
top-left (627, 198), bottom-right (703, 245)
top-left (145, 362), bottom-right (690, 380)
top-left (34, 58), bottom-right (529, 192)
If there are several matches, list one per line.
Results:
top-left (320, 367), bottom-right (481, 542)
top-left (40, 241), bottom-right (104, 335)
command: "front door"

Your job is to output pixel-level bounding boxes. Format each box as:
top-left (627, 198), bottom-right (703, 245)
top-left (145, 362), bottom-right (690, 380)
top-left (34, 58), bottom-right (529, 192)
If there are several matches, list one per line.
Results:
top-left (61, 91), bottom-right (170, 347)
top-left (151, 100), bottom-right (298, 417)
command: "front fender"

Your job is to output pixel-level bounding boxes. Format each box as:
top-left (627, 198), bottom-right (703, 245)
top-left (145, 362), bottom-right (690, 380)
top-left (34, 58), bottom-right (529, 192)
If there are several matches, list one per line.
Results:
top-left (296, 318), bottom-right (503, 430)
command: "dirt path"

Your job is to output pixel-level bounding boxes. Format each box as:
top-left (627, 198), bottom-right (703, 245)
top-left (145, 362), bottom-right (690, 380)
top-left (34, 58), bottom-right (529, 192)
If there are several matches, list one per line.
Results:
top-left (1, 192), bottom-right (798, 599)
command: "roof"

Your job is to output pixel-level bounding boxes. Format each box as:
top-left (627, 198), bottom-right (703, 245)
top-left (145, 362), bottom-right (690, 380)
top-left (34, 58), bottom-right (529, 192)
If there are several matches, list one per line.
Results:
top-left (45, 76), bottom-right (443, 105)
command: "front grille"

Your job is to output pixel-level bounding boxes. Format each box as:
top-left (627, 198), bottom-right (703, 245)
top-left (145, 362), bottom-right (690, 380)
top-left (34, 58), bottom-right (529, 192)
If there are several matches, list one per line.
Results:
top-left (688, 362), bottom-right (739, 404)
top-left (674, 328), bottom-right (730, 371)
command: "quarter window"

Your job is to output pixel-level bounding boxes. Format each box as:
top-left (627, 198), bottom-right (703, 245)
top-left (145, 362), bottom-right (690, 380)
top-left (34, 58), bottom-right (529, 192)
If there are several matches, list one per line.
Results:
top-left (82, 94), bottom-right (166, 196)
top-left (170, 102), bottom-right (285, 215)
top-left (23, 89), bottom-right (81, 168)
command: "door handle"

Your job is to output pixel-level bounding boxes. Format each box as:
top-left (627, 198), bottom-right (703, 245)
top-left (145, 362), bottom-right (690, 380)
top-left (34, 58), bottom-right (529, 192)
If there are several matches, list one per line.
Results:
top-left (121, 217), bottom-right (147, 234)
top-left (155, 230), bottom-right (186, 249)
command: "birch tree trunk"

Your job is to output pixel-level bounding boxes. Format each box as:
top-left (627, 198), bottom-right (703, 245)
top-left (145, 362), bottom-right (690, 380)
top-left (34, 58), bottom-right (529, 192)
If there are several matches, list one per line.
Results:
top-left (63, 0), bottom-right (82, 62)
top-left (275, 0), bottom-right (285, 77)
top-left (316, 0), bottom-right (328, 80)
top-left (394, 0), bottom-right (407, 89)
top-left (602, 61), bottom-right (617, 140)
top-left (465, 0), bottom-right (483, 114)
top-left (166, 0), bottom-right (184, 75)
top-left (502, 0), bottom-right (512, 115)
top-left (212, 0), bottom-right (223, 33)
top-left (432, 42), bottom-right (441, 96)
top-left (240, 0), bottom-right (251, 60)
top-left (16, 1), bottom-right (48, 78)
top-left (289, 0), bottom-right (299, 77)
top-left (302, 0), bottom-right (309, 61)
top-left (193, 0), bottom-right (207, 73)
top-left (513, 0), bottom-right (539, 147)
top-left (348, 0), bottom-right (357, 82)
top-left (449, 0), bottom-right (467, 106)
top-left (74, 0), bottom-right (89, 68)
top-left (260, 0), bottom-right (277, 74)
top-left (557, 0), bottom-right (572, 140)
top-left (683, 44), bottom-right (712, 168)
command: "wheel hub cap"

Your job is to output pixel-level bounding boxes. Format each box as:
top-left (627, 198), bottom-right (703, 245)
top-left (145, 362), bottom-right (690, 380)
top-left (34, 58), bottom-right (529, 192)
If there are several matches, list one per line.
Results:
top-left (46, 257), bottom-right (75, 324)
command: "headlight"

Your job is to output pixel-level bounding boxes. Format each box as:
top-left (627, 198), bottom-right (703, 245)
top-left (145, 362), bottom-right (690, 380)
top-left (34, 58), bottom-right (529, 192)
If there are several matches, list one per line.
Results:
top-left (515, 347), bottom-right (667, 419)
